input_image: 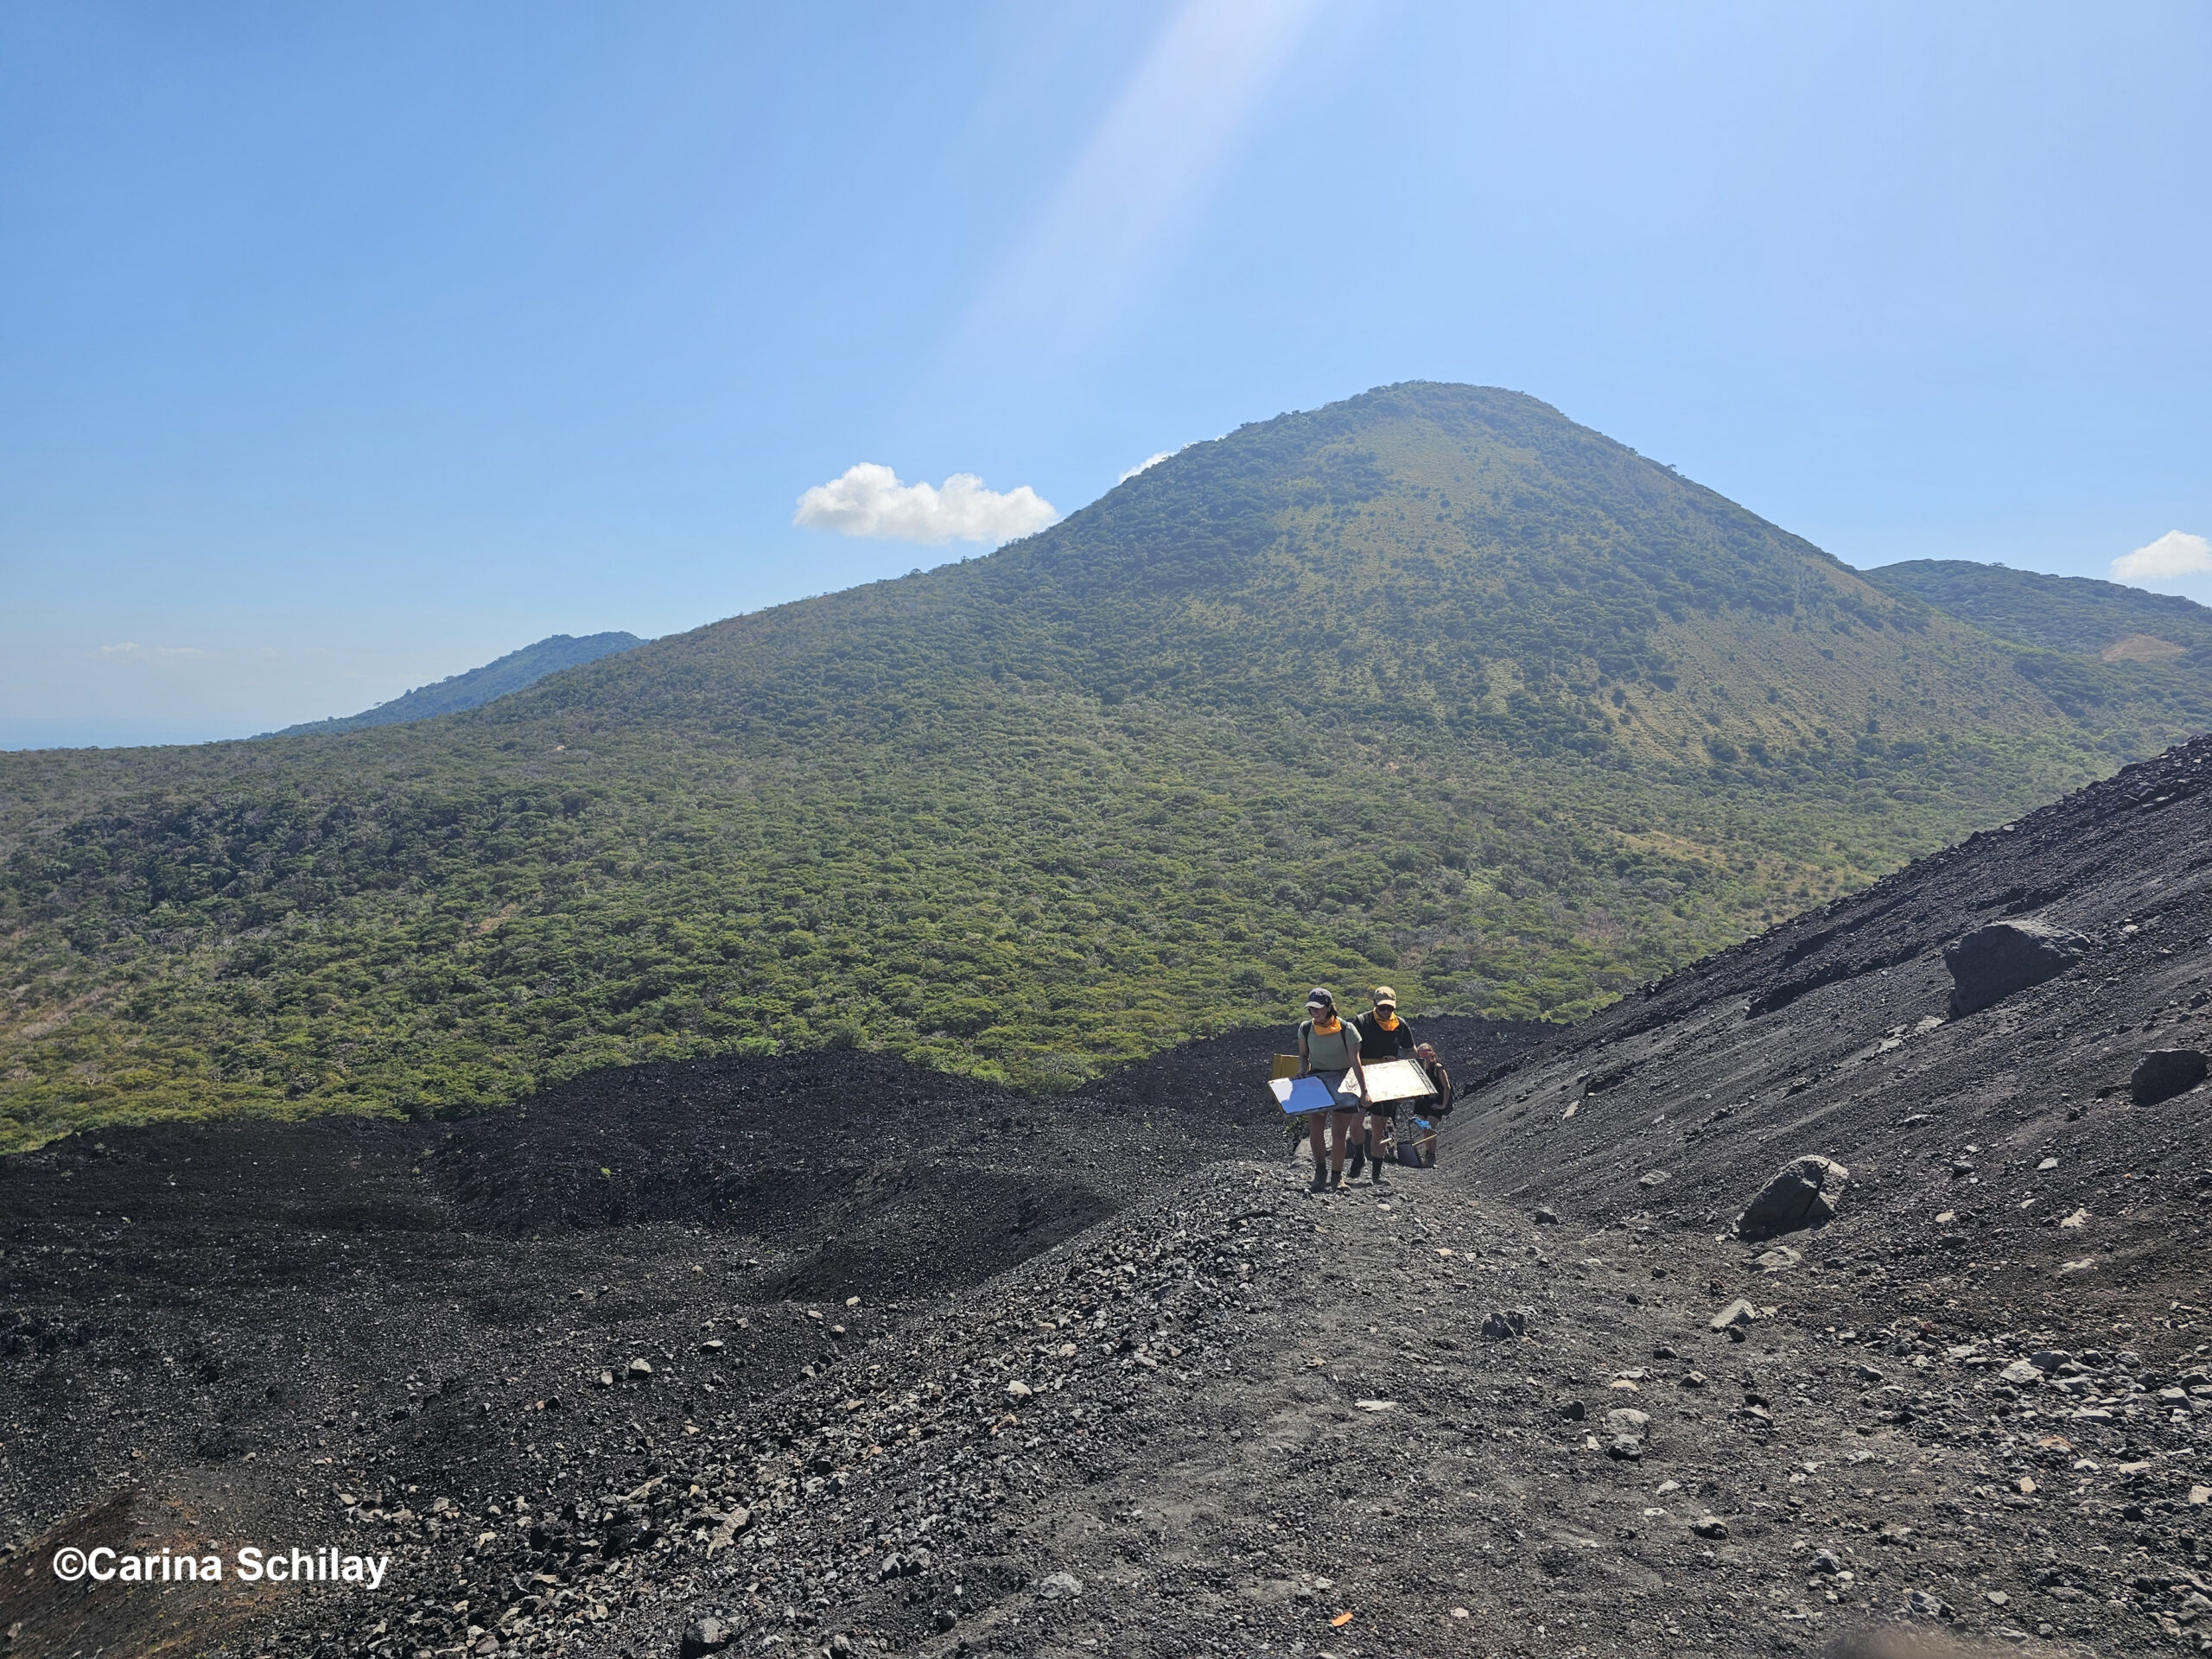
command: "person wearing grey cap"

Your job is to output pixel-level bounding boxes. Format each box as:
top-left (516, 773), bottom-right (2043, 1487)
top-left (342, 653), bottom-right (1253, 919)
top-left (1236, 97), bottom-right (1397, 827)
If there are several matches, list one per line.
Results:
top-left (1294, 988), bottom-right (1369, 1192)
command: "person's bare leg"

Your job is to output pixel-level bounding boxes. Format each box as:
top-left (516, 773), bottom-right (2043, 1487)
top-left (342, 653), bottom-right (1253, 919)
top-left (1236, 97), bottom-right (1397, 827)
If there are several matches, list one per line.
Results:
top-left (1330, 1109), bottom-right (1355, 1184)
top-left (1306, 1115), bottom-right (1328, 1185)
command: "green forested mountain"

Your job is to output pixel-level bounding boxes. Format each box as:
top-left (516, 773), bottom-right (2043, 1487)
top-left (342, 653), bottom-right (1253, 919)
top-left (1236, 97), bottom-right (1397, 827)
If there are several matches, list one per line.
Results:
top-left (266, 631), bottom-right (645, 736)
top-left (1864, 558), bottom-right (2212, 665)
top-left (7, 383), bottom-right (2212, 1149)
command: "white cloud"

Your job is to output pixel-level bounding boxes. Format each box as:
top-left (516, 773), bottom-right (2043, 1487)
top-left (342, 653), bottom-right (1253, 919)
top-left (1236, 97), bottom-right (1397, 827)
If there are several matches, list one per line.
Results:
top-left (1119, 451), bottom-right (1173, 482)
top-left (2112, 531), bottom-right (2212, 585)
top-left (95, 642), bottom-right (216, 662)
top-left (793, 464), bottom-right (1058, 547)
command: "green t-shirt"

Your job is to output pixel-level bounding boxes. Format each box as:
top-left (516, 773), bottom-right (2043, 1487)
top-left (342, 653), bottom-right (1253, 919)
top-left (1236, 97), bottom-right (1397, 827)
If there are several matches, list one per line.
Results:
top-left (1301, 1018), bottom-right (1357, 1071)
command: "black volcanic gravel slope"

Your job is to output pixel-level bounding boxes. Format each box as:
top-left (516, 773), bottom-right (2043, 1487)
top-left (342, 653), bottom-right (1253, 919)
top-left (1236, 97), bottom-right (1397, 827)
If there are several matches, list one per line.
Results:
top-left (8, 739), bottom-right (2212, 1659)
top-left (0, 1019), bottom-right (1537, 1657)
top-left (1459, 728), bottom-right (2212, 1261)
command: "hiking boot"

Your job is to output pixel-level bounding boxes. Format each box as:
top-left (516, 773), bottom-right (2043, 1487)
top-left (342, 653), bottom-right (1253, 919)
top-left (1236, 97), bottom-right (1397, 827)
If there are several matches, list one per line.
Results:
top-left (1370, 1160), bottom-right (1390, 1185)
top-left (1331, 1169), bottom-right (1350, 1192)
top-left (1308, 1167), bottom-right (1330, 1192)
top-left (1347, 1147), bottom-right (1366, 1179)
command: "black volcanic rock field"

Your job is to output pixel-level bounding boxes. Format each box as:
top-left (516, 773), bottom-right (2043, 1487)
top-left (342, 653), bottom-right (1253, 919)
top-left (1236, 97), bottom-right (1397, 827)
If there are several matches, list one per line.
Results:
top-left (7, 737), bottom-right (2212, 1659)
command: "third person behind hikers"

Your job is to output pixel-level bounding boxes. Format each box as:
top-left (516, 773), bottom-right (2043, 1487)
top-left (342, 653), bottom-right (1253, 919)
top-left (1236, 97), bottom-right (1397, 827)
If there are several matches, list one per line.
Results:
top-left (1295, 988), bottom-right (1368, 1192)
top-left (1349, 986), bottom-right (1415, 1185)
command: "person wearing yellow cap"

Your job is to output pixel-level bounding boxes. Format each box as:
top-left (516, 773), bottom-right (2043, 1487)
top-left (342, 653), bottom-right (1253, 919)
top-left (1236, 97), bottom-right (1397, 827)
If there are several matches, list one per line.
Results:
top-left (1349, 987), bottom-right (1417, 1184)
top-left (1294, 988), bottom-right (1369, 1192)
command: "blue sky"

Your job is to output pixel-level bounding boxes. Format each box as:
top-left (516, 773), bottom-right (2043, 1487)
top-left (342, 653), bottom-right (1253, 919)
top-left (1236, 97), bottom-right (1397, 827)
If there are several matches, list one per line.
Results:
top-left (3, 1), bottom-right (2208, 747)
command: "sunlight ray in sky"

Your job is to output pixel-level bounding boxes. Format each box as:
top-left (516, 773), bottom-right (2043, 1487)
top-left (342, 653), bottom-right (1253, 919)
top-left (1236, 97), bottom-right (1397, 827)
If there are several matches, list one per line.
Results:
top-left (950, 0), bottom-right (1327, 381)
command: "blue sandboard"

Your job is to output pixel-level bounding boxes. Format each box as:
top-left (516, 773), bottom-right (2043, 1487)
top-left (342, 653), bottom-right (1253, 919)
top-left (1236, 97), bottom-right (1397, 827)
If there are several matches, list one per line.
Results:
top-left (1268, 1076), bottom-right (1342, 1115)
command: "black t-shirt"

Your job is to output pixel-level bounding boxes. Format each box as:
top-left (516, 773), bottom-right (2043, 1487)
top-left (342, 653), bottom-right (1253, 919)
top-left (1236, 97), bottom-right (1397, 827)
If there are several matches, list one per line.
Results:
top-left (1421, 1056), bottom-right (1454, 1112)
top-left (1354, 1011), bottom-right (1415, 1063)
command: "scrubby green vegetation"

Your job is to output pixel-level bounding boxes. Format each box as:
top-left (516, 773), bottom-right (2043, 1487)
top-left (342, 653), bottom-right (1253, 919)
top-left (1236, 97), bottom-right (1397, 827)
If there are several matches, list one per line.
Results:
top-left (1863, 558), bottom-right (2212, 661)
top-left (5, 384), bottom-right (2210, 1149)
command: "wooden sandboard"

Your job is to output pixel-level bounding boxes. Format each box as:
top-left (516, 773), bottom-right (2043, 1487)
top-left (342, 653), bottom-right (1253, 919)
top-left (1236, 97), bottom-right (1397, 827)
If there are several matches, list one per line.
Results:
top-left (1358, 1058), bottom-right (1439, 1105)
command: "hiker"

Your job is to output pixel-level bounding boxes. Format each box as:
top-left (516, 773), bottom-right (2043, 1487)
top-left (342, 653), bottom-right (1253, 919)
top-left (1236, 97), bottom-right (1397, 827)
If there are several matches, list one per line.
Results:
top-left (1295, 988), bottom-right (1369, 1192)
top-left (1414, 1040), bottom-right (1453, 1115)
top-left (1407, 1039), bottom-right (1454, 1166)
top-left (1349, 987), bottom-right (1416, 1184)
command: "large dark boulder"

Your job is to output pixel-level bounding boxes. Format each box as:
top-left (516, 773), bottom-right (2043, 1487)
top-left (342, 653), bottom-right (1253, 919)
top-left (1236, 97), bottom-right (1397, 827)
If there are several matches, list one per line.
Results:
top-left (1734, 1155), bottom-right (1850, 1240)
top-left (680, 1618), bottom-right (734, 1658)
top-left (2132, 1049), bottom-right (2208, 1106)
top-left (1943, 918), bottom-right (2088, 1015)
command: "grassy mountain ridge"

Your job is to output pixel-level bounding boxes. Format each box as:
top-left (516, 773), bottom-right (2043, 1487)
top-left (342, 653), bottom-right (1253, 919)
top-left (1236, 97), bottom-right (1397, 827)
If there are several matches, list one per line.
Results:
top-left (1863, 557), bottom-right (2212, 658)
top-left (5, 383), bottom-right (2211, 1150)
top-left (1859, 559), bottom-right (2212, 730)
top-left (266, 631), bottom-right (645, 736)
